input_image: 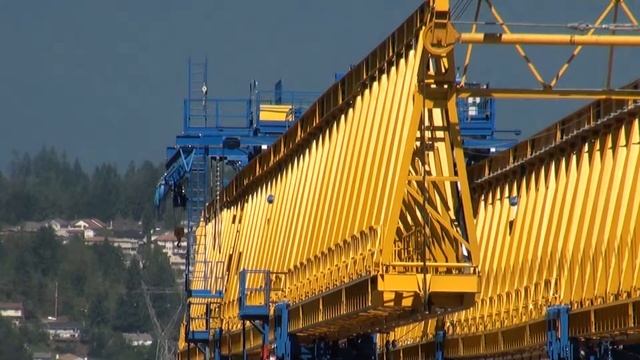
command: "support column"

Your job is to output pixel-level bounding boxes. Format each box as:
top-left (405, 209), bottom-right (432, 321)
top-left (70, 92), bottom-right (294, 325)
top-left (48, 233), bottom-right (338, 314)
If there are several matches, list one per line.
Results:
top-left (547, 305), bottom-right (573, 360)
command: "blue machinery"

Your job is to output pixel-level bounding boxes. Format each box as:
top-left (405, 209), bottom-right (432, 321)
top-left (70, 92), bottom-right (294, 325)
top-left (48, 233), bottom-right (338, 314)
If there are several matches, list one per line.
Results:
top-left (456, 82), bottom-right (521, 161)
top-left (155, 59), bottom-right (523, 359)
top-left (544, 305), bottom-right (620, 360)
top-left (547, 305), bottom-right (573, 360)
top-left (239, 269), bottom-right (272, 360)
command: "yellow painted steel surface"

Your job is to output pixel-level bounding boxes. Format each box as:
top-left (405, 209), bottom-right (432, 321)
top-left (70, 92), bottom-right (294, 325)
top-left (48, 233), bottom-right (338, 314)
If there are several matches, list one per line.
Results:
top-left (259, 104), bottom-right (293, 122)
top-left (179, 1), bottom-right (481, 356)
top-left (459, 32), bottom-right (640, 46)
top-left (388, 89), bottom-right (640, 359)
top-left (176, 1), bottom-right (640, 358)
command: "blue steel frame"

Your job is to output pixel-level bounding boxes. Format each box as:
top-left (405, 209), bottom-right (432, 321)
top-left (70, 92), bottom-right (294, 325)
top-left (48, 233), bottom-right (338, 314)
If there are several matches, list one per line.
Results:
top-left (156, 58), bottom-right (319, 355)
top-left (238, 269), bottom-right (272, 320)
top-left (456, 82), bottom-right (521, 152)
top-left (274, 302), bottom-right (292, 360)
top-left (238, 269), bottom-right (271, 360)
top-left (547, 305), bottom-right (573, 360)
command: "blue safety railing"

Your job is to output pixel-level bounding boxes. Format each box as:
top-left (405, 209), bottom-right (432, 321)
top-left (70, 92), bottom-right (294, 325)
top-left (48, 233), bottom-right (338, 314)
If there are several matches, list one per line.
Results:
top-left (456, 83), bottom-right (521, 154)
top-left (238, 269), bottom-right (271, 320)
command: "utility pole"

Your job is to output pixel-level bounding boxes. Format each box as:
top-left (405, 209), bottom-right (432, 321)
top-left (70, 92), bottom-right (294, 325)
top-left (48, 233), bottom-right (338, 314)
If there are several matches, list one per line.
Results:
top-left (54, 281), bottom-right (58, 319)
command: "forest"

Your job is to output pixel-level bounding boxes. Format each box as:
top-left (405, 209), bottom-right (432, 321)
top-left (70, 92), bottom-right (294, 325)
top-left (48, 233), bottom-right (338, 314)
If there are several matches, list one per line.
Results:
top-left (0, 147), bottom-right (165, 228)
top-left (0, 227), bottom-right (182, 359)
top-left (0, 148), bottom-right (182, 359)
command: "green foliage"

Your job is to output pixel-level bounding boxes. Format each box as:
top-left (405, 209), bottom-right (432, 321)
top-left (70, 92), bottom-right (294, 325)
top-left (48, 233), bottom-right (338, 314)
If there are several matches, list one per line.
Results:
top-left (0, 148), bottom-right (182, 358)
top-left (0, 317), bottom-right (30, 360)
top-left (0, 147), bottom-right (163, 224)
top-left (0, 230), bottom-right (179, 358)
top-left (113, 261), bottom-right (151, 333)
top-left (139, 243), bottom-right (181, 327)
top-left (89, 330), bottom-right (154, 360)
top-left (19, 318), bottom-right (49, 351)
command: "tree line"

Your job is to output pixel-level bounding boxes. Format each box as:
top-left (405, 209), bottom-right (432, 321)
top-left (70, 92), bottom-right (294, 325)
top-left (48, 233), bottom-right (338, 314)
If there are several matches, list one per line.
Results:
top-left (0, 147), bottom-right (164, 227)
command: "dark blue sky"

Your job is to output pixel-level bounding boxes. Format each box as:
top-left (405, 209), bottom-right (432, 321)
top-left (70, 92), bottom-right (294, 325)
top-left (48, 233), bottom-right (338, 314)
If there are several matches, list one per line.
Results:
top-left (1, 0), bottom-right (639, 169)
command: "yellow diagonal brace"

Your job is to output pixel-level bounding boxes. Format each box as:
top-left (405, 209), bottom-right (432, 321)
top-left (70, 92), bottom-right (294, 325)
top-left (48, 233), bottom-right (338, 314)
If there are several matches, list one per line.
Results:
top-left (620, 0), bottom-right (639, 25)
top-left (460, 0), bottom-right (482, 86)
top-left (549, 0), bottom-right (615, 88)
top-left (484, 0), bottom-right (548, 88)
top-left (445, 85), bottom-right (478, 259)
top-left (405, 184), bottom-right (472, 249)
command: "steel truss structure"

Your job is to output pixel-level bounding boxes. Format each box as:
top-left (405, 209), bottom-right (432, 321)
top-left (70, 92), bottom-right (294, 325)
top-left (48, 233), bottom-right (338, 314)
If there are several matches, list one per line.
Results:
top-left (175, 1), bottom-right (640, 359)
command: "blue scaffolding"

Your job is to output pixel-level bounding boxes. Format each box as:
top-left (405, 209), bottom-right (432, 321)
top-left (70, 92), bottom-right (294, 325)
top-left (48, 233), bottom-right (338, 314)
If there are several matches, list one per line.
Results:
top-left (457, 82), bottom-right (521, 161)
top-left (154, 58), bottom-right (318, 355)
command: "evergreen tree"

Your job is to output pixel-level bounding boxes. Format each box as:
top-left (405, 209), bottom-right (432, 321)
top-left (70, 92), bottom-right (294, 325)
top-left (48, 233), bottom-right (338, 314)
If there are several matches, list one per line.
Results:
top-left (0, 149), bottom-right (165, 224)
top-left (113, 261), bottom-right (151, 332)
top-left (87, 163), bottom-right (123, 221)
top-left (0, 318), bottom-right (30, 360)
top-left (0, 225), bottom-right (179, 358)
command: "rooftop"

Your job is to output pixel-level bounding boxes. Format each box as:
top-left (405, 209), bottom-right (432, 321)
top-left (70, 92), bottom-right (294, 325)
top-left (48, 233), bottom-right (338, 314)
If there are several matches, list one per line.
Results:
top-left (0, 302), bottom-right (23, 311)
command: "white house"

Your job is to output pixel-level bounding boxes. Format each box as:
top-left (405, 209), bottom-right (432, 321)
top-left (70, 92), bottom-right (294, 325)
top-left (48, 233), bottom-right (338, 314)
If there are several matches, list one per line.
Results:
top-left (85, 236), bottom-right (140, 261)
top-left (153, 231), bottom-right (186, 273)
top-left (122, 332), bottom-right (153, 347)
top-left (72, 218), bottom-right (106, 239)
top-left (56, 354), bottom-right (86, 360)
top-left (0, 302), bottom-right (24, 327)
top-left (43, 319), bottom-right (81, 342)
top-left (32, 352), bottom-right (53, 360)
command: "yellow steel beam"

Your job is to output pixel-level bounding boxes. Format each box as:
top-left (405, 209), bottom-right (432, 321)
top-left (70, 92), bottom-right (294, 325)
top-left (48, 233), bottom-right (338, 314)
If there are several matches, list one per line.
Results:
top-left (391, 82), bottom-right (640, 358)
top-left (605, 1), bottom-right (620, 89)
top-left (549, 1), bottom-right (616, 88)
top-left (620, 0), bottom-right (640, 25)
top-left (459, 32), bottom-right (640, 46)
top-left (456, 87), bottom-right (640, 99)
top-left (483, 0), bottom-right (547, 88)
top-left (390, 298), bottom-right (640, 358)
top-left (176, 3), bottom-right (481, 356)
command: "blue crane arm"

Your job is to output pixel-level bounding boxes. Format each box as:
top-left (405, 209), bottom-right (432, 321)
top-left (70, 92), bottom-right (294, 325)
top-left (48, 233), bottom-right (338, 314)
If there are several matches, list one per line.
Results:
top-left (154, 147), bottom-right (196, 208)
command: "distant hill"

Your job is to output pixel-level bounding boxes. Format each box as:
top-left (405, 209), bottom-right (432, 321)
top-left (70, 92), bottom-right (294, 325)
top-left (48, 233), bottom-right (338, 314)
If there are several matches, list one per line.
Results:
top-left (0, 225), bottom-right (181, 358)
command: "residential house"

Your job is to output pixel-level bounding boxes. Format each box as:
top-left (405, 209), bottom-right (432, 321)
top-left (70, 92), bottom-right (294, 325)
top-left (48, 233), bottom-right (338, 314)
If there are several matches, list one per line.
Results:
top-left (56, 354), bottom-right (85, 360)
top-left (43, 318), bottom-right (82, 342)
top-left (153, 231), bottom-right (186, 273)
top-left (62, 228), bottom-right (85, 241)
top-left (84, 236), bottom-right (141, 261)
top-left (32, 352), bottom-right (53, 360)
top-left (122, 332), bottom-right (153, 347)
top-left (72, 218), bottom-right (106, 239)
top-left (47, 219), bottom-right (72, 238)
top-left (21, 221), bottom-right (48, 232)
top-left (0, 224), bottom-right (21, 235)
top-left (108, 217), bottom-right (142, 232)
top-left (0, 302), bottom-right (24, 326)
top-left (48, 219), bottom-right (69, 232)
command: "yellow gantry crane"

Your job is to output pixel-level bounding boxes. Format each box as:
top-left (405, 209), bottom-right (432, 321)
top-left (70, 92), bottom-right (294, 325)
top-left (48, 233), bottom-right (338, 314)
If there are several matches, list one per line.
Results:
top-left (176, 1), bottom-right (640, 359)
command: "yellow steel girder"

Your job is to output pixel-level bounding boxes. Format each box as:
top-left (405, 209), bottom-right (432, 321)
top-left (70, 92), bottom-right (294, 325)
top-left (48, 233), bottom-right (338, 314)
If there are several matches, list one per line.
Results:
top-left (389, 91), bottom-right (640, 358)
top-left (458, 32), bottom-right (640, 46)
top-left (177, 0), bottom-right (640, 358)
top-left (180, 1), bottom-right (481, 356)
